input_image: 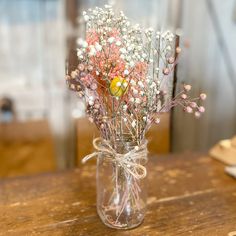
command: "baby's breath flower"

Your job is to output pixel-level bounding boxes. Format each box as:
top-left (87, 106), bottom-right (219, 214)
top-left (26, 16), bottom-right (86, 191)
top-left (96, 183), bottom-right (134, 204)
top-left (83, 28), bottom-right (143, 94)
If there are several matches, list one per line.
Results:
top-left (83, 15), bottom-right (90, 22)
top-left (131, 120), bottom-right (136, 127)
top-left (77, 49), bottom-right (83, 57)
top-left (140, 91), bottom-right (144, 96)
top-left (130, 79), bottom-right (136, 86)
top-left (124, 69), bottom-right (129, 75)
top-left (116, 41), bottom-right (121, 46)
top-left (136, 46), bottom-right (142, 51)
top-left (129, 97), bottom-right (135, 103)
top-left (108, 37), bottom-right (115, 44)
top-left (150, 82), bottom-right (156, 88)
top-left (138, 81), bottom-right (144, 88)
top-left (88, 45), bottom-right (96, 56)
top-left (120, 48), bottom-right (126, 54)
top-left (95, 42), bottom-right (102, 51)
top-left (133, 89), bottom-right (138, 95)
top-left (123, 81), bottom-right (128, 87)
top-left (129, 61), bottom-right (135, 67)
top-left (123, 105), bottom-right (128, 111)
top-left (116, 82), bottom-right (121, 87)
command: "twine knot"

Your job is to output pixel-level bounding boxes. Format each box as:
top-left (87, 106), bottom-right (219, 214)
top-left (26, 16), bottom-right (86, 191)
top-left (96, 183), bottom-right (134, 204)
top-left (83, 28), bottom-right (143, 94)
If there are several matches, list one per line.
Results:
top-left (82, 138), bottom-right (148, 179)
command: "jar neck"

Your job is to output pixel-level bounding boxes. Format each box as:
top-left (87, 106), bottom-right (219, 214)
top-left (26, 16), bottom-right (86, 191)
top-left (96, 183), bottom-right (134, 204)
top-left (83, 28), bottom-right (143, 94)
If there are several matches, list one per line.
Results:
top-left (110, 134), bottom-right (146, 154)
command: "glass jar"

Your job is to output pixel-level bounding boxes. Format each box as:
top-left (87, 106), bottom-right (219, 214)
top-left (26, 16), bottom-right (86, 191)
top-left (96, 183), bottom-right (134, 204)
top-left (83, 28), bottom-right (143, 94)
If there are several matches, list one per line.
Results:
top-left (96, 139), bottom-right (148, 229)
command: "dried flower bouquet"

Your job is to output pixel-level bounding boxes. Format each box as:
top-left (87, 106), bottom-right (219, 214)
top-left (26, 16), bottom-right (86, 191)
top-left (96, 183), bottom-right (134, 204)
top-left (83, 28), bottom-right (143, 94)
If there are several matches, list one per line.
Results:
top-left (66, 5), bottom-right (206, 229)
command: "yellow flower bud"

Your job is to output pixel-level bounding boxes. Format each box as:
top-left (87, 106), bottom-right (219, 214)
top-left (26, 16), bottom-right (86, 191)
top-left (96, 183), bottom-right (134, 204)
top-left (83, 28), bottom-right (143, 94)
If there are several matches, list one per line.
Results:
top-left (109, 76), bottom-right (128, 97)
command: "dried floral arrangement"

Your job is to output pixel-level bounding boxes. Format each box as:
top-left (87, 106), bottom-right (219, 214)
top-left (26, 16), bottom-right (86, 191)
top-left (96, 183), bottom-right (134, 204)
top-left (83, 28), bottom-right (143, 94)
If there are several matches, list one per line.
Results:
top-left (66, 5), bottom-right (206, 229)
top-left (66, 5), bottom-right (206, 146)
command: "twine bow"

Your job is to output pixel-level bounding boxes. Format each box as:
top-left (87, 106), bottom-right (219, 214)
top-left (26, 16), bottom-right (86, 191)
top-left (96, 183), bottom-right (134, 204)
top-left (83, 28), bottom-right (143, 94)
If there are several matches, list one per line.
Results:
top-left (82, 138), bottom-right (148, 179)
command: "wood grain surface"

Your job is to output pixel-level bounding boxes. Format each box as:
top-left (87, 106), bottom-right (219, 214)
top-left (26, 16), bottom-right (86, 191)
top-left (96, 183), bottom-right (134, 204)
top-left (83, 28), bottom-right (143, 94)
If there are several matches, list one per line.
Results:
top-left (0, 153), bottom-right (236, 236)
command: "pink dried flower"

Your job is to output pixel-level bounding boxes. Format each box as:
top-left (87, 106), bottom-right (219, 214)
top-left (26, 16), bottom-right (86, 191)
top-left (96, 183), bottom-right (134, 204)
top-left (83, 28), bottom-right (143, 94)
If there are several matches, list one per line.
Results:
top-left (200, 93), bottom-right (207, 100)
top-left (184, 84), bottom-right (191, 91)
top-left (80, 72), bottom-right (87, 78)
top-left (199, 106), bottom-right (205, 113)
top-left (90, 83), bottom-right (98, 90)
top-left (181, 94), bottom-right (187, 99)
top-left (168, 57), bottom-right (175, 64)
top-left (81, 74), bottom-right (93, 87)
top-left (78, 64), bottom-right (85, 71)
top-left (94, 103), bottom-right (100, 109)
top-left (154, 118), bottom-right (160, 124)
top-left (162, 90), bottom-right (167, 95)
top-left (71, 70), bottom-right (78, 79)
top-left (186, 106), bottom-right (193, 113)
top-left (88, 117), bottom-right (94, 123)
top-left (176, 47), bottom-right (181, 53)
top-left (78, 91), bottom-right (84, 98)
top-left (88, 65), bottom-right (93, 71)
top-left (195, 111), bottom-right (201, 118)
top-left (190, 102), bottom-right (197, 108)
top-left (163, 68), bottom-right (170, 75)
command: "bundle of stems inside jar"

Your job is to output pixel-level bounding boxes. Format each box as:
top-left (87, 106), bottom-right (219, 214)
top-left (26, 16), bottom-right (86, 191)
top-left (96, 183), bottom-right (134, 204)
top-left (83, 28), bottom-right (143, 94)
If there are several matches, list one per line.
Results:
top-left (66, 5), bottom-right (206, 149)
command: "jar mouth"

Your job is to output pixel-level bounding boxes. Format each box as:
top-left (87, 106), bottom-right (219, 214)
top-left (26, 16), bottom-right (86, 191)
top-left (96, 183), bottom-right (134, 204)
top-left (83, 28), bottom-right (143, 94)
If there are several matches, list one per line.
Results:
top-left (109, 134), bottom-right (147, 154)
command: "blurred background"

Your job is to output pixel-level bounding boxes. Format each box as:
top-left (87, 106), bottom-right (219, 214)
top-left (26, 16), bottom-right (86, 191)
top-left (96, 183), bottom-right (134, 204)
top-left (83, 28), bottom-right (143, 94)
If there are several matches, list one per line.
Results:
top-left (0, 0), bottom-right (235, 178)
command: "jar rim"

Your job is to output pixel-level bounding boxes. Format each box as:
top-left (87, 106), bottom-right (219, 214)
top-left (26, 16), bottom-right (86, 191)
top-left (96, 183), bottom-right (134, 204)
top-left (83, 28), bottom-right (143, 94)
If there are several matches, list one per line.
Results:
top-left (108, 134), bottom-right (147, 154)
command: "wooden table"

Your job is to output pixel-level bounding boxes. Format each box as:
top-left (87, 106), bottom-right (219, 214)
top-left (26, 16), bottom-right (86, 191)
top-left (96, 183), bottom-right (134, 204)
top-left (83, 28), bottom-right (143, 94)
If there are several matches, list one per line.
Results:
top-left (1, 153), bottom-right (236, 236)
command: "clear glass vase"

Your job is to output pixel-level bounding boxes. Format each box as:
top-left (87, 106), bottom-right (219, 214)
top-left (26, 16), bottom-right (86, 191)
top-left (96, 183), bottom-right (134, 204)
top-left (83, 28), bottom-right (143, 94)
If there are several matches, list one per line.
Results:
top-left (96, 139), bottom-right (148, 229)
